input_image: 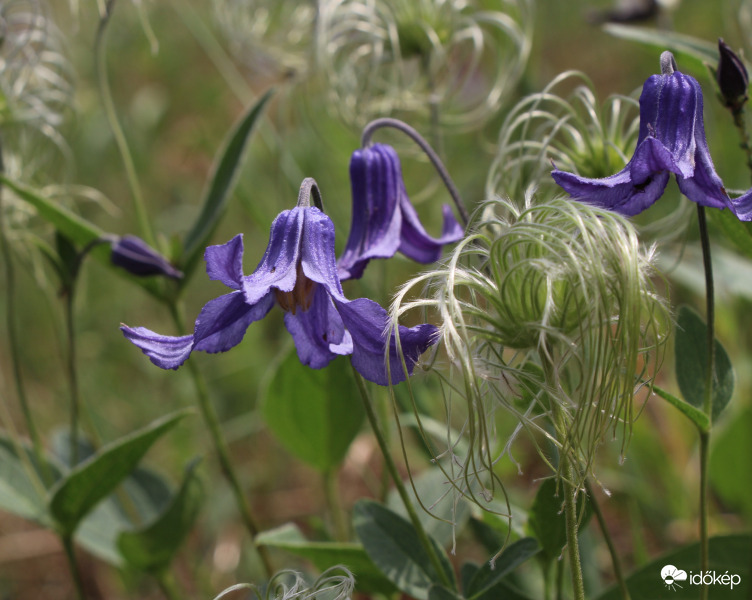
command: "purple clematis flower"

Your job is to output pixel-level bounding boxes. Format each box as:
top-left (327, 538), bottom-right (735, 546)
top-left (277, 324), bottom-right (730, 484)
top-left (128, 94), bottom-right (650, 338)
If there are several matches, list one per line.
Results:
top-left (337, 143), bottom-right (464, 280)
top-left (110, 235), bottom-right (183, 279)
top-left (121, 191), bottom-right (438, 386)
top-left (551, 51), bottom-right (752, 221)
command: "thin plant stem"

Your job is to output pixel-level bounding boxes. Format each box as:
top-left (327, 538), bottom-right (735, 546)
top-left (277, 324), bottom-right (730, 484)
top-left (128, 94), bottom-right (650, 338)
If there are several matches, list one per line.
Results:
top-left (0, 143), bottom-right (49, 485)
top-left (697, 205), bottom-right (715, 600)
top-left (95, 0), bottom-right (156, 247)
top-left (561, 455), bottom-right (585, 600)
top-left (351, 364), bottom-right (453, 590)
top-left (156, 570), bottom-right (182, 600)
top-left (730, 107), bottom-right (752, 184)
top-left (585, 479), bottom-right (631, 600)
top-left (360, 117), bottom-right (470, 225)
top-left (64, 288), bottom-right (80, 466)
top-left (167, 302), bottom-right (274, 578)
top-left (323, 469), bottom-right (349, 542)
top-left (61, 535), bottom-right (86, 600)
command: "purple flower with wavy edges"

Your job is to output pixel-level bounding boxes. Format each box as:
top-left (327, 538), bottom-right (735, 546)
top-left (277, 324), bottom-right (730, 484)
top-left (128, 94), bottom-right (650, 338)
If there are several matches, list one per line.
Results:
top-left (110, 235), bottom-right (183, 279)
top-left (121, 202), bottom-right (438, 386)
top-left (551, 51), bottom-right (752, 221)
top-left (337, 143), bottom-right (464, 281)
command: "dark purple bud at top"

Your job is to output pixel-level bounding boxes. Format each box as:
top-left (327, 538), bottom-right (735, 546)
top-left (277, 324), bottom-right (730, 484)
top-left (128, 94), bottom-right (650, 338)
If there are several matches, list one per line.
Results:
top-left (717, 38), bottom-right (749, 112)
top-left (110, 235), bottom-right (183, 279)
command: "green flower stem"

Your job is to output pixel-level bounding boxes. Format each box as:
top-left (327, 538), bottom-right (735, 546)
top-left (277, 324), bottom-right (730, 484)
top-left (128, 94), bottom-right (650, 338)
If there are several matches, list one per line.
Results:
top-left (155, 570), bottom-right (182, 600)
top-left (697, 205), bottom-right (715, 600)
top-left (730, 107), bottom-right (752, 184)
top-left (323, 468), bottom-right (349, 542)
top-left (64, 289), bottom-right (80, 466)
top-left (586, 479), bottom-right (631, 600)
top-left (351, 364), bottom-right (453, 590)
top-left (167, 302), bottom-right (273, 578)
top-left (544, 349), bottom-right (585, 600)
top-left (561, 455), bottom-right (585, 600)
top-left (61, 534), bottom-right (86, 600)
top-left (95, 0), bottom-right (156, 247)
top-left (0, 144), bottom-right (49, 486)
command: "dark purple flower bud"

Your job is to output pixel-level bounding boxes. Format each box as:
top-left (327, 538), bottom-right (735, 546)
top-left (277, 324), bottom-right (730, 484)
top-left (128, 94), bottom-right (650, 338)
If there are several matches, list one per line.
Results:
top-left (110, 235), bottom-right (183, 279)
top-left (717, 38), bottom-right (749, 112)
top-left (551, 51), bottom-right (752, 221)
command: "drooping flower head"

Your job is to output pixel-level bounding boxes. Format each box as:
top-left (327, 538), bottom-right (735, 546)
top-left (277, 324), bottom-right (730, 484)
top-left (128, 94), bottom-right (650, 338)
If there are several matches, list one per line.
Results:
top-left (552, 51), bottom-right (752, 221)
top-left (122, 179), bottom-right (438, 386)
top-left (338, 142), bottom-right (464, 280)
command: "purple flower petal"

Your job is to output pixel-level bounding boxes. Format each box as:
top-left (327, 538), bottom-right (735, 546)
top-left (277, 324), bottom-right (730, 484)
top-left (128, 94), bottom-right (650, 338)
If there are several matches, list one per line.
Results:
top-left (242, 209), bottom-right (305, 304)
top-left (193, 290), bottom-right (274, 354)
top-left (205, 234), bottom-right (245, 290)
top-left (552, 163), bottom-right (670, 216)
top-left (338, 144), bottom-right (462, 280)
top-left (338, 145), bottom-right (403, 280)
top-left (120, 326), bottom-right (194, 370)
top-left (399, 202), bottom-right (464, 264)
top-left (122, 291), bottom-right (274, 369)
top-left (335, 297), bottom-right (438, 385)
top-left (299, 207), bottom-right (348, 302)
top-left (283, 285), bottom-right (348, 369)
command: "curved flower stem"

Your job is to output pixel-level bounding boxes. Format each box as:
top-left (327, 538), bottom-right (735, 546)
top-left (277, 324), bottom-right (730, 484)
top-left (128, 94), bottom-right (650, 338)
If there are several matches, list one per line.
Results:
top-left (697, 205), bottom-right (715, 600)
top-left (167, 302), bottom-right (274, 578)
top-left (95, 0), bottom-right (156, 247)
top-left (585, 479), bottom-right (631, 600)
top-left (360, 118), bottom-right (469, 226)
top-left (297, 177), bottom-right (324, 211)
top-left (351, 364), bottom-right (453, 590)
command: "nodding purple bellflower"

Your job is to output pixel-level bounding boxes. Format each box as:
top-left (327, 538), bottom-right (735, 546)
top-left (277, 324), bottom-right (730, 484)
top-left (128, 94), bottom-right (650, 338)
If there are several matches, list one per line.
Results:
top-left (552, 51), bottom-right (752, 221)
top-left (121, 179), bottom-right (438, 386)
top-left (337, 143), bottom-right (464, 281)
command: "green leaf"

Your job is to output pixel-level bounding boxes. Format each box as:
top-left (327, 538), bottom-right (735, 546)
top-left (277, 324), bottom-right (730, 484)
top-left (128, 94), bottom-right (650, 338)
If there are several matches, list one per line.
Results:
top-left (466, 538), bottom-right (540, 599)
top-left (602, 25), bottom-right (717, 70)
top-left (0, 436), bottom-right (62, 525)
top-left (675, 305), bottom-right (734, 421)
top-left (596, 535), bottom-right (751, 599)
top-left (181, 90), bottom-right (272, 282)
top-left (48, 410), bottom-right (190, 536)
top-left (710, 407), bottom-right (752, 519)
top-left (262, 351), bottom-right (364, 472)
top-left (387, 467), bottom-right (471, 550)
top-left (460, 562), bottom-right (480, 594)
top-left (708, 209), bottom-right (752, 261)
top-left (75, 465), bottom-right (187, 566)
top-left (428, 584), bottom-right (465, 600)
top-left (527, 479), bottom-right (591, 566)
top-left (256, 522), bottom-right (397, 595)
top-left (117, 459), bottom-right (203, 573)
top-left (0, 175), bottom-right (104, 247)
top-left (652, 384), bottom-right (710, 432)
top-left (353, 499), bottom-right (456, 600)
